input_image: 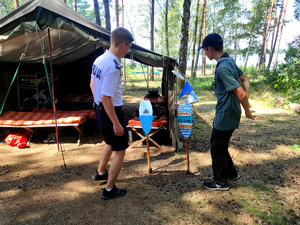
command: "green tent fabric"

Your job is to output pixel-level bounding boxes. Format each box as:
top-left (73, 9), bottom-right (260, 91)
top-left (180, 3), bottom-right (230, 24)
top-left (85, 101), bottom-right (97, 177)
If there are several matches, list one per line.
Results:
top-left (0, 0), bottom-right (176, 67)
top-left (0, 0), bottom-right (178, 147)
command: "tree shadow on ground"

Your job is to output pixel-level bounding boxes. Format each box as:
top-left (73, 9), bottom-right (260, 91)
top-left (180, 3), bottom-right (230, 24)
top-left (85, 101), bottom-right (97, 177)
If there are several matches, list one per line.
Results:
top-left (1, 141), bottom-right (299, 224)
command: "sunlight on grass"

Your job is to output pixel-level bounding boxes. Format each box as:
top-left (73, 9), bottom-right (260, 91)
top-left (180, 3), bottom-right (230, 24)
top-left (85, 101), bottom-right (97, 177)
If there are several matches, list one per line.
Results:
top-left (18, 210), bottom-right (47, 224)
top-left (236, 184), bottom-right (288, 225)
top-left (124, 74), bottom-right (163, 92)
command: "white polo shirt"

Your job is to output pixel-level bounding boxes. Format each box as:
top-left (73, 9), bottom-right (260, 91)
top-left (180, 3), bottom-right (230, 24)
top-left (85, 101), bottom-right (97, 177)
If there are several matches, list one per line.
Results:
top-left (91, 50), bottom-right (123, 106)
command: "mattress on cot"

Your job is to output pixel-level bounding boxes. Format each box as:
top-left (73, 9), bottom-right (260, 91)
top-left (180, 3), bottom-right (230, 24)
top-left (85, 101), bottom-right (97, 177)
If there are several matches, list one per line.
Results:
top-left (128, 115), bottom-right (167, 128)
top-left (0, 109), bottom-right (95, 127)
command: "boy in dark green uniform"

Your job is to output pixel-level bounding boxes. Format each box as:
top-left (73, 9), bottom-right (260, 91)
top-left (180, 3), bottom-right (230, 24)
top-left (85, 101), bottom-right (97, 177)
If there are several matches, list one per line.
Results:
top-left (200, 33), bottom-right (258, 190)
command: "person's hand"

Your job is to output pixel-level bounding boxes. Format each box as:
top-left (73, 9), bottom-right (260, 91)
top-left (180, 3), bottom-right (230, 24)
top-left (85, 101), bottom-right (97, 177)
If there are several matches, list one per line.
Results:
top-left (246, 111), bottom-right (258, 120)
top-left (113, 122), bottom-right (124, 136)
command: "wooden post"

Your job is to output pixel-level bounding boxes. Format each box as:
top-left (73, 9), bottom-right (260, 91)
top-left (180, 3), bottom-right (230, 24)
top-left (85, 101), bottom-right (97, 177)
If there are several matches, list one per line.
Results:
top-left (146, 135), bottom-right (152, 173)
top-left (185, 139), bottom-right (190, 174)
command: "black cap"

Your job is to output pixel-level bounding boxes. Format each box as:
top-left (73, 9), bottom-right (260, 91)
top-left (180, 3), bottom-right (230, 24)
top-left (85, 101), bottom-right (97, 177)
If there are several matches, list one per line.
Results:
top-left (199, 33), bottom-right (223, 50)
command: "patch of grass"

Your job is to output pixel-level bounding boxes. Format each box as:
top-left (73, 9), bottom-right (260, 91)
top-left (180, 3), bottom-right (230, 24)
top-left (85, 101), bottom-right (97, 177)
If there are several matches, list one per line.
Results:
top-left (187, 77), bottom-right (214, 92)
top-left (235, 182), bottom-right (289, 225)
top-left (124, 73), bottom-right (163, 92)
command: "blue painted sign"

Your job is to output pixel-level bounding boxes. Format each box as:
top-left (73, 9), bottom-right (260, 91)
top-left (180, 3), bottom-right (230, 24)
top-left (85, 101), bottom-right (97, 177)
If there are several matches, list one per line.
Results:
top-left (178, 102), bottom-right (193, 139)
top-left (139, 100), bottom-right (153, 135)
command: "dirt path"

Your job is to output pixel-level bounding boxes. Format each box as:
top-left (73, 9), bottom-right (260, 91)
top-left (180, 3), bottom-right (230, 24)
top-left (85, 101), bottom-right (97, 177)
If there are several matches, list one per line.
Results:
top-left (0, 94), bottom-right (299, 225)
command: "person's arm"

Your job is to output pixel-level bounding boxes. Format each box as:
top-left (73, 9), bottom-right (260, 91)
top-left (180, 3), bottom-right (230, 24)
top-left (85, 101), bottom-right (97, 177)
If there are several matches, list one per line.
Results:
top-left (238, 74), bottom-right (250, 98)
top-left (102, 95), bottom-right (124, 136)
top-left (90, 78), bottom-right (93, 94)
top-left (233, 87), bottom-right (258, 120)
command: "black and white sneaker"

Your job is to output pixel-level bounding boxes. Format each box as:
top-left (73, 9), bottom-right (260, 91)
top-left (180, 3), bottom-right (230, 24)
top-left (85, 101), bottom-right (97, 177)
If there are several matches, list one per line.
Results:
top-left (203, 181), bottom-right (229, 191)
top-left (92, 170), bottom-right (108, 181)
top-left (229, 174), bottom-right (241, 181)
top-left (101, 185), bottom-right (127, 200)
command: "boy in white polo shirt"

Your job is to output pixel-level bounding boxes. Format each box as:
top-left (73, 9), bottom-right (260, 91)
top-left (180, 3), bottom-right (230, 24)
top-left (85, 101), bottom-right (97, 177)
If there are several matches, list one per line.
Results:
top-left (90, 27), bottom-right (133, 200)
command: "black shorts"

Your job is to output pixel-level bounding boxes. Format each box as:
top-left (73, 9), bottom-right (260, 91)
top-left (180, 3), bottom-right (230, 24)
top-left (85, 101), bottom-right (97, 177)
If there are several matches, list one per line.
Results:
top-left (95, 103), bottom-right (129, 151)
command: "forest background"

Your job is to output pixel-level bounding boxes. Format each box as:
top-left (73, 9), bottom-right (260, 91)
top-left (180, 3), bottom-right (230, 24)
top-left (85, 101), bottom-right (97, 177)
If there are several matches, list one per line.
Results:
top-left (0, 0), bottom-right (300, 104)
top-left (0, 2), bottom-right (300, 224)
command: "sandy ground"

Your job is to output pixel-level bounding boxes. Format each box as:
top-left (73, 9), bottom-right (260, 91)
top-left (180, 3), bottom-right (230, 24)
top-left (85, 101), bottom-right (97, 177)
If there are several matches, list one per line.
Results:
top-left (0, 99), bottom-right (299, 225)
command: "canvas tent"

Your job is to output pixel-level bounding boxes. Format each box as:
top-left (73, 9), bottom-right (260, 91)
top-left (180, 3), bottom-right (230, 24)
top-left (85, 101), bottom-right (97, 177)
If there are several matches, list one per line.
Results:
top-left (0, 0), bottom-right (178, 147)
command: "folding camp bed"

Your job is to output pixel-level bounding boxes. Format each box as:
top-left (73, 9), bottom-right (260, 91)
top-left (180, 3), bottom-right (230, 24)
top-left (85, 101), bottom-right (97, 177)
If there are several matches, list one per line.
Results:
top-left (127, 116), bottom-right (167, 149)
top-left (0, 109), bottom-right (94, 146)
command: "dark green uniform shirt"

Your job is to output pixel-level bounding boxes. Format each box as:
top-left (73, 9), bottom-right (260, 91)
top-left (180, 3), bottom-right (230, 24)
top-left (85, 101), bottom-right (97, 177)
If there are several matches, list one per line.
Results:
top-left (213, 56), bottom-right (243, 130)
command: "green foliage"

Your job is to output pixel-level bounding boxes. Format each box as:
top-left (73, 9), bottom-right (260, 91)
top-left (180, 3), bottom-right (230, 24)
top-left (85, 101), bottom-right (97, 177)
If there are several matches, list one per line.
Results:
top-left (272, 58), bottom-right (300, 91)
top-left (242, 66), bottom-right (262, 82)
top-left (0, 0), bottom-right (27, 18)
top-left (285, 89), bottom-right (300, 104)
top-left (262, 40), bottom-right (300, 103)
top-left (66, 0), bottom-right (96, 22)
top-left (126, 61), bottom-right (138, 70)
top-left (155, 0), bottom-right (183, 59)
top-left (186, 77), bottom-right (214, 91)
top-left (284, 39), bottom-right (299, 63)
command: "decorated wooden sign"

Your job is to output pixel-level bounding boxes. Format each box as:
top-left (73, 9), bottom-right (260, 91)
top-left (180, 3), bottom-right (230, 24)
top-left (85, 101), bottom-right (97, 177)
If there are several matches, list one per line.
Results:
top-left (139, 100), bottom-right (153, 135)
top-left (178, 102), bottom-right (193, 139)
top-left (139, 100), bottom-right (154, 173)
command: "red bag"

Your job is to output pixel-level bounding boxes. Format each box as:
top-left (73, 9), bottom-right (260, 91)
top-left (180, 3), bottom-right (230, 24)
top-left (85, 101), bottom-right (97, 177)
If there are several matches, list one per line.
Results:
top-left (5, 131), bottom-right (29, 146)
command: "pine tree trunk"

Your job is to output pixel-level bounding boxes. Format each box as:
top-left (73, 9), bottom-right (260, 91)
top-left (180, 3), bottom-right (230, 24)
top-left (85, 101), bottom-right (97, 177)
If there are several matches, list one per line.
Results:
top-left (14, 0), bottom-right (19, 8)
top-left (244, 34), bottom-right (253, 71)
top-left (258, 6), bottom-right (269, 70)
top-left (259, 0), bottom-right (275, 70)
top-left (150, 0), bottom-right (155, 81)
top-left (273, 0), bottom-right (288, 69)
top-left (191, 0), bottom-right (200, 78)
top-left (201, 0), bottom-right (207, 75)
top-left (194, 1), bottom-right (204, 74)
top-left (178, 0), bottom-right (191, 81)
top-left (269, 0), bottom-right (278, 53)
top-left (267, 0), bottom-right (282, 70)
top-left (234, 13), bottom-right (238, 62)
top-left (74, 0), bottom-right (77, 11)
top-left (103, 0), bottom-right (111, 31)
top-left (165, 0), bottom-right (170, 56)
top-left (94, 0), bottom-right (101, 26)
top-left (116, 0), bottom-right (119, 27)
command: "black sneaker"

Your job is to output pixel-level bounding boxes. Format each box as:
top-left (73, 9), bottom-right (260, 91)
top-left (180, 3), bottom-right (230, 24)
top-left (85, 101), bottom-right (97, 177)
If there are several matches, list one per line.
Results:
top-left (203, 181), bottom-right (229, 191)
top-left (229, 174), bottom-right (241, 180)
top-left (92, 170), bottom-right (108, 181)
top-left (101, 185), bottom-right (127, 200)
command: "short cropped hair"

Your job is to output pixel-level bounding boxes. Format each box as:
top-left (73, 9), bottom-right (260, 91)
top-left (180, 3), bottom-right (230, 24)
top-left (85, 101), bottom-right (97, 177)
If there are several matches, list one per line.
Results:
top-left (111, 27), bottom-right (134, 47)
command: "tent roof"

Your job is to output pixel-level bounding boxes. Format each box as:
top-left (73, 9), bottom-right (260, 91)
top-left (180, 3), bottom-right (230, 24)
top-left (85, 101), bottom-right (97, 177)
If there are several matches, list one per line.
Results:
top-left (0, 0), bottom-right (176, 67)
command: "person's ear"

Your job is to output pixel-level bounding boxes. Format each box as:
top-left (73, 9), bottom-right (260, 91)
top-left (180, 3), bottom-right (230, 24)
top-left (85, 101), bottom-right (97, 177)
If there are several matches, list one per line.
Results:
top-left (121, 41), bottom-right (126, 48)
top-left (207, 46), bottom-right (213, 53)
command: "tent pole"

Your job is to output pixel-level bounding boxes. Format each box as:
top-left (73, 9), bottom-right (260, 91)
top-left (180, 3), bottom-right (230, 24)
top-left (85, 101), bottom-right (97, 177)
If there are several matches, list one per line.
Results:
top-left (47, 28), bottom-right (67, 171)
top-left (47, 28), bottom-right (60, 152)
